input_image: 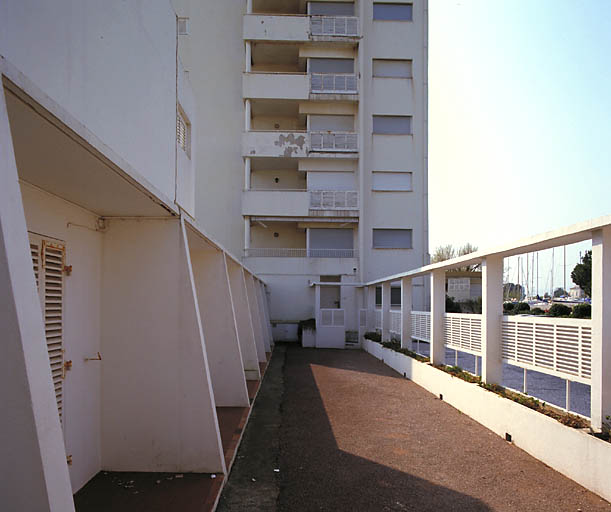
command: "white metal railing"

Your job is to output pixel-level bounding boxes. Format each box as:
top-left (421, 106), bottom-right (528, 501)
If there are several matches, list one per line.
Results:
top-left (411, 311), bottom-right (431, 342)
top-left (310, 16), bottom-right (358, 36)
top-left (310, 73), bottom-right (357, 94)
top-left (309, 190), bottom-right (359, 210)
top-left (501, 316), bottom-right (592, 383)
top-left (320, 308), bottom-right (345, 327)
top-left (375, 308), bottom-right (382, 330)
top-left (245, 248), bottom-right (358, 258)
top-left (309, 131), bottom-right (358, 152)
top-left (444, 313), bottom-right (482, 355)
top-left (390, 310), bottom-right (402, 336)
top-left (359, 308), bottom-right (367, 328)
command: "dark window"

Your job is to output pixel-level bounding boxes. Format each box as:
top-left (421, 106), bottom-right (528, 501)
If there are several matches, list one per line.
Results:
top-left (373, 3), bottom-right (413, 21)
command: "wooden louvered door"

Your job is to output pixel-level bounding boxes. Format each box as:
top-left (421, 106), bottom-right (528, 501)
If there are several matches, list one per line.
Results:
top-left (28, 233), bottom-right (65, 425)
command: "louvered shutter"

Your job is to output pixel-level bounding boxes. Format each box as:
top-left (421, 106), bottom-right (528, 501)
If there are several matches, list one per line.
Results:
top-left (29, 234), bottom-right (65, 424)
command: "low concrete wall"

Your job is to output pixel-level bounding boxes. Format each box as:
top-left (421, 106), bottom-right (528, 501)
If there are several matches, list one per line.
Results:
top-left (362, 339), bottom-right (611, 503)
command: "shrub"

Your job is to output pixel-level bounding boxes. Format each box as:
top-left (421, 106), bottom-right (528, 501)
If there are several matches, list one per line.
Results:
top-left (515, 302), bottom-right (530, 313)
top-left (503, 302), bottom-right (515, 313)
top-left (530, 307), bottom-right (545, 315)
top-left (548, 303), bottom-right (571, 317)
top-left (570, 303), bottom-right (591, 319)
top-left (364, 331), bottom-right (381, 343)
top-left (446, 295), bottom-right (462, 313)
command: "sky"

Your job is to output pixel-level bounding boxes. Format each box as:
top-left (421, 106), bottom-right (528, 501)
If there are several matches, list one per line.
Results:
top-left (427, 0), bottom-right (611, 293)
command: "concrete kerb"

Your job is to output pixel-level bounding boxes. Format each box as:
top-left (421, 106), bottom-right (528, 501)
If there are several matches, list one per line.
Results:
top-left (362, 339), bottom-right (611, 503)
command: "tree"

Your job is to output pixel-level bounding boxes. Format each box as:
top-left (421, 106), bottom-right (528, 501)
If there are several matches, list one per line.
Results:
top-left (431, 243), bottom-right (479, 271)
top-left (503, 282), bottom-right (524, 301)
top-left (571, 250), bottom-right (592, 297)
top-left (553, 287), bottom-right (567, 298)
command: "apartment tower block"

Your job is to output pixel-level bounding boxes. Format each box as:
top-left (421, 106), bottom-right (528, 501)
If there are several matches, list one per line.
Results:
top-left (174, 0), bottom-right (429, 344)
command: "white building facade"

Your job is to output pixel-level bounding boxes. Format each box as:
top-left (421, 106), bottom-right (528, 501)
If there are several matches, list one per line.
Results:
top-left (172, 0), bottom-right (429, 345)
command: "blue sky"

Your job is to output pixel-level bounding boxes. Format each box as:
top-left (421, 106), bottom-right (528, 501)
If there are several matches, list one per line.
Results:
top-left (428, 0), bottom-right (611, 257)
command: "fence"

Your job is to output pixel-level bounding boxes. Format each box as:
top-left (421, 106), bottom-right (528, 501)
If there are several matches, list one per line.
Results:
top-left (310, 16), bottom-right (358, 36)
top-left (310, 73), bottom-right (357, 94)
top-left (309, 190), bottom-right (358, 210)
top-left (309, 131), bottom-right (358, 152)
top-left (444, 313), bottom-right (483, 356)
top-left (245, 248), bottom-right (357, 258)
top-left (320, 308), bottom-right (345, 327)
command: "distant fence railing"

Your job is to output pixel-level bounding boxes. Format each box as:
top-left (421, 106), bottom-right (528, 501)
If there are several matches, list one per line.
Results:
top-left (309, 131), bottom-right (358, 152)
top-left (310, 73), bottom-right (357, 94)
top-left (445, 313), bottom-right (482, 356)
top-left (310, 16), bottom-right (358, 36)
top-left (309, 190), bottom-right (359, 210)
top-left (501, 315), bottom-right (592, 384)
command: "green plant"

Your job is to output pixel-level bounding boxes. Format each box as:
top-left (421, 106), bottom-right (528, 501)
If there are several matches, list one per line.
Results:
top-left (439, 365), bottom-right (481, 383)
top-left (570, 303), bottom-right (591, 319)
top-left (364, 331), bottom-right (381, 343)
top-left (530, 307), bottom-right (545, 315)
top-left (515, 302), bottom-right (530, 313)
top-left (445, 295), bottom-right (462, 313)
top-left (571, 250), bottom-right (592, 297)
top-left (548, 303), bottom-right (571, 317)
top-left (503, 302), bottom-right (515, 313)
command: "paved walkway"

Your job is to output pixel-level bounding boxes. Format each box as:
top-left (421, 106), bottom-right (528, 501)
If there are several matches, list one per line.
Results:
top-left (219, 345), bottom-right (610, 511)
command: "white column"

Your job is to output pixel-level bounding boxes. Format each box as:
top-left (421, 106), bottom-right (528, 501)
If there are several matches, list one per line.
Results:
top-left (0, 86), bottom-right (75, 511)
top-left (244, 157), bottom-right (251, 190)
top-left (591, 227), bottom-right (611, 430)
top-left (244, 217), bottom-right (250, 253)
top-left (367, 285), bottom-right (376, 332)
top-left (245, 98), bottom-right (251, 131)
top-left (401, 277), bottom-right (412, 349)
top-left (381, 281), bottom-right (391, 342)
top-left (245, 41), bottom-right (252, 72)
top-left (315, 284), bottom-right (321, 332)
top-left (430, 270), bottom-right (446, 365)
top-left (306, 228), bottom-right (310, 258)
top-left (481, 255), bottom-right (503, 384)
top-left (246, 0), bottom-right (253, 14)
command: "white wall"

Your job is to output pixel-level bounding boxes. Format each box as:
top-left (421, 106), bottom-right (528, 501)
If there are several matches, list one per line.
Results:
top-left (0, 0), bottom-right (178, 201)
top-left (20, 184), bottom-right (103, 493)
top-left (251, 223), bottom-right (306, 248)
top-left (251, 169), bottom-right (306, 190)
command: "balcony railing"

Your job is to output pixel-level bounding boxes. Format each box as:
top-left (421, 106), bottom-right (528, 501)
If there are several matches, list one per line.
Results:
top-left (310, 73), bottom-right (357, 94)
top-left (310, 16), bottom-right (358, 36)
top-left (245, 248), bottom-right (358, 258)
top-left (309, 131), bottom-right (358, 152)
top-left (309, 190), bottom-right (359, 210)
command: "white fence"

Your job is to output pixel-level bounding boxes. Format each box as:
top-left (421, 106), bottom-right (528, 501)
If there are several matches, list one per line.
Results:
top-left (309, 190), bottom-right (358, 210)
top-left (320, 308), bottom-right (345, 327)
top-left (411, 311), bottom-right (431, 342)
top-left (310, 73), bottom-right (357, 94)
top-left (245, 248), bottom-right (357, 258)
top-left (375, 308), bottom-right (381, 330)
top-left (310, 16), bottom-right (358, 36)
top-left (501, 316), bottom-right (592, 384)
top-left (390, 310), bottom-right (402, 336)
top-left (309, 131), bottom-right (358, 152)
top-left (445, 313), bottom-right (482, 356)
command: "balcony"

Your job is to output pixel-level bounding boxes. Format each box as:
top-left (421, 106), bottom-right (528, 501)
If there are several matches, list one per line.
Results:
top-left (242, 131), bottom-right (358, 158)
top-left (243, 15), bottom-right (359, 42)
top-left (245, 248), bottom-right (357, 258)
top-left (243, 72), bottom-right (358, 100)
top-left (242, 190), bottom-right (309, 216)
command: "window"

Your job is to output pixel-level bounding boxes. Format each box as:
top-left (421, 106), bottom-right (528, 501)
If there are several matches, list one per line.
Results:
top-left (310, 114), bottom-right (354, 131)
top-left (176, 107), bottom-right (190, 156)
top-left (177, 17), bottom-right (189, 35)
top-left (373, 229), bottom-right (412, 249)
top-left (373, 3), bottom-right (413, 21)
top-left (309, 228), bottom-right (353, 249)
top-left (373, 59), bottom-right (412, 78)
top-left (310, 2), bottom-right (355, 15)
top-left (309, 58), bottom-right (354, 74)
top-left (372, 171), bottom-right (412, 191)
top-left (373, 115), bottom-right (412, 135)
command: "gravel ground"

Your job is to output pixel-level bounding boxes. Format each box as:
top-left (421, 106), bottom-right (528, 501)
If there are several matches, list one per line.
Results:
top-left (220, 344), bottom-right (610, 511)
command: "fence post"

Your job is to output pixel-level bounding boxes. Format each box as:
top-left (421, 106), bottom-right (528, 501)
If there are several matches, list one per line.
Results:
top-left (401, 277), bottom-right (412, 349)
top-left (591, 227), bottom-right (611, 431)
top-left (430, 270), bottom-right (446, 365)
top-left (381, 281), bottom-right (391, 342)
top-left (481, 255), bottom-right (503, 384)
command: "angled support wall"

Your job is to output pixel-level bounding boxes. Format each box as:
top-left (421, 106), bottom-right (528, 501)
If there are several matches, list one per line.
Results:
top-left (255, 278), bottom-right (272, 352)
top-left (225, 256), bottom-right (261, 380)
top-left (0, 82), bottom-right (75, 512)
top-left (244, 271), bottom-right (267, 362)
top-left (100, 218), bottom-right (225, 473)
top-left (188, 231), bottom-right (250, 408)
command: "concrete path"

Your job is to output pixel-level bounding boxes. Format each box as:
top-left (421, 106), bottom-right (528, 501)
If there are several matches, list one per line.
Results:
top-left (219, 345), bottom-right (610, 511)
